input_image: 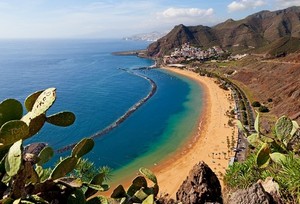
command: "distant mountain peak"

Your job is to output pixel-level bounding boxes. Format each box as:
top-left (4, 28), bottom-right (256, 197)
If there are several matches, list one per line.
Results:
top-left (123, 31), bottom-right (167, 42)
top-left (147, 6), bottom-right (300, 57)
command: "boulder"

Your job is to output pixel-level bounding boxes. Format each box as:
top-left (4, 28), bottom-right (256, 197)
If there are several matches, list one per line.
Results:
top-left (258, 177), bottom-right (283, 204)
top-left (176, 161), bottom-right (222, 204)
top-left (228, 183), bottom-right (274, 204)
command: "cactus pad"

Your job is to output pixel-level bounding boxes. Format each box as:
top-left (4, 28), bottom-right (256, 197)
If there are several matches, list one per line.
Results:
top-left (24, 90), bottom-right (43, 112)
top-left (275, 116), bottom-right (293, 141)
top-left (256, 143), bottom-right (271, 168)
top-left (50, 156), bottom-right (77, 180)
top-left (5, 139), bottom-right (23, 177)
top-left (0, 99), bottom-right (23, 127)
top-left (111, 185), bottom-right (127, 198)
top-left (37, 146), bottom-right (54, 165)
top-left (46, 111), bottom-right (75, 127)
top-left (139, 167), bottom-right (157, 184)
top-left (86, 196), bottom-right (108, 204)
top-left (67, 189), bottom-right (86, 204)
top-left (72, 138), bottom-right (94, 158)
top-left (270, 152), bottom-right (287, 165)
top-left (142, 195), bottom-right (154, 204)
top-left (254, 111), bottom-right (260, 133)
top-left (0, 120), bottom-right (29, 147)
top-left (31, 88), bottom-right (56, 117)
top-left (127, 176), bottom-right (148, 197)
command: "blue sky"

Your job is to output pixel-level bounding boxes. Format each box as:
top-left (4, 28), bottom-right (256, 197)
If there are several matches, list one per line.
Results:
top-left (0, 0), bottom-right (299, 38)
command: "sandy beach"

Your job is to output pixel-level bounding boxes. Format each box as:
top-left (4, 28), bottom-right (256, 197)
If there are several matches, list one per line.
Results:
top-left (154, 66), bottom-right (237, 198)
top-left (102, 66), bottom-right (237, 199)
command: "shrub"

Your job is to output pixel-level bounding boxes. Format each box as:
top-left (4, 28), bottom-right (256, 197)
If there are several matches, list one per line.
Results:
top-left (267, 98), bottom-right (273, 102)
top-left (259, 105), bottom-right (269, 112)
top-left (251, 101), bottom-right (261, 107)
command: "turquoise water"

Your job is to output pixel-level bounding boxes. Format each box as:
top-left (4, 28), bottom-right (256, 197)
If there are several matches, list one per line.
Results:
top-left (0, 39), bottom-right (203, 181)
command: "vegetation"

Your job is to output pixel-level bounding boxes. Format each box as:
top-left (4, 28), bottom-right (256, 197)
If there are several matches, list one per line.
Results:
top-left (251, 101), bottom-right (261, 107)
top-left (225, 113), bottom-right (300, 203)
top-left (258, 105), bottom-right (269, 113)
top-left (0, 88), bottom-right (159, 204)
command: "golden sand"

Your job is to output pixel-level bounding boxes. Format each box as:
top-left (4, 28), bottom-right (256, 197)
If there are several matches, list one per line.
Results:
top-left (154, 67), bottom-right (237, 198)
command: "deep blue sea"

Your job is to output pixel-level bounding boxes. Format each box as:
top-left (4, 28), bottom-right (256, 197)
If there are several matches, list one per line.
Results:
top-left (0, 39), bottom-right (203, 182)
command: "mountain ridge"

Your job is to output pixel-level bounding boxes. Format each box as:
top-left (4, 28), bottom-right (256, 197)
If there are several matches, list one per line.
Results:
top-left (147, 6), bottom-right (300, 57)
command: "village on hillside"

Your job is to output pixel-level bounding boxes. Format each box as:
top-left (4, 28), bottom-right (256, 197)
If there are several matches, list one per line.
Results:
top-left (163, 43), bottom-right (248, 67)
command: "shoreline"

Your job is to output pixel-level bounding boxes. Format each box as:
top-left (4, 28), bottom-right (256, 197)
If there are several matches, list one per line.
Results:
top-left (153, 66), bottom-right (237, 198)
top-left (102, 66), bottom-right (237, 199)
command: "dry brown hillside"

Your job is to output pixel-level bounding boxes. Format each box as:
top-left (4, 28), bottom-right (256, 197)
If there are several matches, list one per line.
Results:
top-left (229, 55), bottom-right (300, 122)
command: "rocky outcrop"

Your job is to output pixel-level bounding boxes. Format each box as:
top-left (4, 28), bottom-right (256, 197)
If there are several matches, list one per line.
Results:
top-left (228, 183), bottom-right (274, 204)
top-left (158, 162), bottom-right (282, 204)
top-left (258, 177), bottom-right (283, 204)
top-left (176, 161), bottom-right (223, 204)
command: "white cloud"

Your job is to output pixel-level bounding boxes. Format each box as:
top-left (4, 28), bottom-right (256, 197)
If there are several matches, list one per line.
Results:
top-left (162, 7), bottom-right (214, 18)
top-left (228, 0), bottom-right (266, 12)
top-left (153, 7), bottom-right (216, 29)
top-left (275, 0), bottom-right (300, 8)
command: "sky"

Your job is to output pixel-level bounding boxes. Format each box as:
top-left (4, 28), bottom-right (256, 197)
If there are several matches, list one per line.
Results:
top-left (0, 0), bottom-right (299, 39)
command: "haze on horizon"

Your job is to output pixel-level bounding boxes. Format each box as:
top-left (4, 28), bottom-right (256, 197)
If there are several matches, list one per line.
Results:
top-left (0, 0), bottom-right (299, 39)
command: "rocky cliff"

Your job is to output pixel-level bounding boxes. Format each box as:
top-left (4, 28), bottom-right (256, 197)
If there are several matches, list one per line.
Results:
top-left (147, 6), bottom-right (300, 57)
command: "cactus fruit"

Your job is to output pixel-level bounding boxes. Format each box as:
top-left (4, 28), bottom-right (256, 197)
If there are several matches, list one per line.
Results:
top-left (46, 111), bottom-right (75, 127)
top-left (5, 139), bottom-right (23, 177)
top-left (72, 138), bottom-right (94, 158)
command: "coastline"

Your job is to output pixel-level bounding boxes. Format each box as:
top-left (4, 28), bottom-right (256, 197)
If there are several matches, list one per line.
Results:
top-left (154, 66), bottom-right (237, 198)
top-left (102, 66), bottom-right (237, 199)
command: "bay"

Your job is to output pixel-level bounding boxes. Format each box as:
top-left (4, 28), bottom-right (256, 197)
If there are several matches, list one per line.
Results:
top-left (0, 39), bottom-right (203, 180)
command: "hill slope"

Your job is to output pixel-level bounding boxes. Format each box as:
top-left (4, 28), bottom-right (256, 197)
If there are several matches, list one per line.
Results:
top-left (147, 6), bottom-right (300, 57)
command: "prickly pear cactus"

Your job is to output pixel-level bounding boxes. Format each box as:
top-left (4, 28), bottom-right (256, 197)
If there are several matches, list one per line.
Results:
top-left (238, 112), bottom-right (299, 168)
top-left (0, 99), bottom-right (23, 127)
top-left (110, 167), bottom-right (159, 203)
top-left (31, 87), bottom-right (56, 117)
top-left (5, 139), bottom-right (23, 177)
top-left (0, 121), bottom-right (29, 147)
top-left (72, 138), bottom-right (94, 158)
top-left (46, 111), bottom-right (75, 127)
top-left (275, 116), bottom-right (293, 141)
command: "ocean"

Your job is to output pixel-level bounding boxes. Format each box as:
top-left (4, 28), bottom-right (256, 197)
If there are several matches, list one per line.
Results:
top-left (0, 39), bottom-right (203, 182)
